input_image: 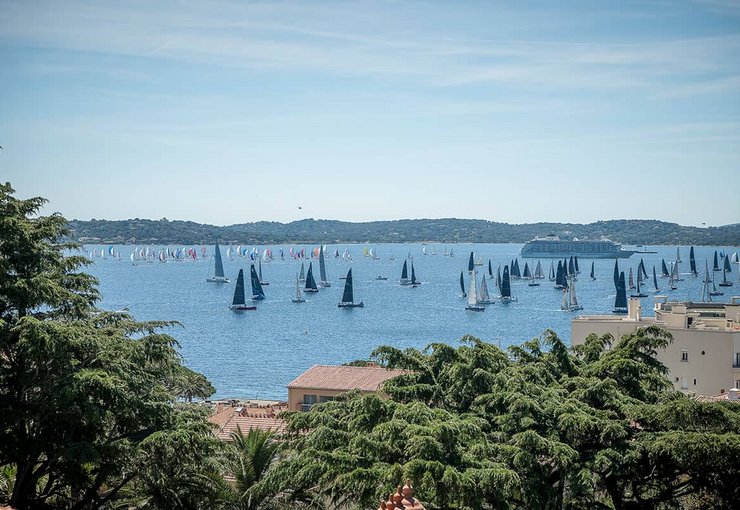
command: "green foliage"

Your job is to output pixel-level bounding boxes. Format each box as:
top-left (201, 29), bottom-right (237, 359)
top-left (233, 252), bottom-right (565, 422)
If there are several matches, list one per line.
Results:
top-left (0, 182), bottom-right (221, 509)
top-left (67, 217), bottom-right (740, 245)
top-left (260, 328), bottom-right (740, 509)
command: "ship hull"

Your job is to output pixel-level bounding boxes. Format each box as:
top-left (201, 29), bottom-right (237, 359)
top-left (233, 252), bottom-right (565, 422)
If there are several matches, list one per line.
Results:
top-left (521, 250), bottom-right (637, 259)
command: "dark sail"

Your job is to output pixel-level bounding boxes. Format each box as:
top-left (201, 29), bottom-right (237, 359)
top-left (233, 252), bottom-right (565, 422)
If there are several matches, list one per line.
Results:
top-left (250, 264), bottom-right (265, 300)
top-left (305, 262), bottom-right (318, 291)
top-left (513, 259), bottom-right (521, 278)
top-left (460, 271), bottom-right (467, 297)
top-left (468, 252), bottom-right (475, 272)
top-left (319, 245), bottom-right (328, 282)
top-left (522, 262), bottom-right (531, 279)
top-left (613, 260), bottom-right (620, 287)
top-left (661, 259), bottom-right (669, 277)
top-left (410, 262), bottom-right (418, 285)
top-left (713, 251), bottom-right (720, 271)
top-left (689, 247), bottom-right (697, 275)
top-left (501, 265), bottom-right (512, 298)
top-left (556, 260), bottom-right (564, 287)
top-left (725, 255), bottom-right (732, 273)
top-left (549, 261), bottom-right (555, 281)
top-left (488, 260), bottom-right (493, 277)
top-left (497, 266), bottom-right (502, 288)
top-left (640, 258), bottom-right (648, 279)
top-left (214, 243), bottom-right (225, 278)
top-left (614, 271), bottom-right (627, 310)
top-left (574, 256), bottom-right (580, 273)
top-left (232, 269), bottom-right (246, 306)
top-left (341, 268), bottom-right (354, 303)
top-left (568, 256), bottom-right (575, 276)
top-left (401, 260), bottom-right (408, 282)
top-left (653, 266), bottom-right (658, 291)
top-left (563, 258), bottom-right (569, 277)
top-left (590, 261), bottom-right (595, 280)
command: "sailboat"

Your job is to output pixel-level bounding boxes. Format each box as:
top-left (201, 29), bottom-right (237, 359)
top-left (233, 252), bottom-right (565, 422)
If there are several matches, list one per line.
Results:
top-left (719, 261), bottom-right (733, 287)
top-left (631, 267), bottom-right (648, 298)
top-left (652, 266), bottom-right (659, 292)
top-left (449, 247), bottom-right (454, 257)
top-left (724, 254), bottom-right (733, 273)
top-left (561, 276), bottom-right (583, 311)
top-left (488, 260), bottom-right (494, 279)
top-left (459, 271), bottom-right (467, 298)
top-left (291, 274), bottom-right (305, 303)
top-left (500, 265), bottom-right (517, 302)
top-left (590, 261), bottom-right (595, 280)
top-left (628, 268), bottom-right (635, 290)
top-left (528, 263), bottom-right (540, 286)
top-left (548, 261), bottom-right (556, 282)
top-left (534, 260), bottom-right (544, 279)
top-left (206, 243), bottom-right (230, 283)
top-left (689, 247), bottom-right (697, 276)
top-left (230, 269), bottom-right (256, 311)
top-left (522, 262), bottom-right (531, 279)
top-left (338, 269), bottom-right (364, 308)
top-left (668, 262), bottom-right (678, 290)
top-left (661, 259), bottom-right (670, 277)
top-left (468, 252), bottom-right (475, 272)
top-left (713, 251), bottom-right (720, 271)
top-left (709, 271), bottom-right (723, 296)
top-left (250, 265), bottom-right (266, 300)
top-left (422, 246), bottom-right (427, 256)
top-left (574, 256), bottom-right (580, 274)
top-left (298, 262), bottom-right (306, 283)
top-left (568, 256), bottom-right (575, 277)
top-left (676, 246), bottom-right (682, 263)
top-left (465, 270), bottom-right (485, 311)
top-left (612, 271), bottom-right (627, 314)
top-left (400, 260), bottom-right (410, 286)
top-left (555, 260), bottom-right (565, 290)
top-left (304, 262), bottom-right (319, 293)
top-left (478, 273), bottom-right (494, 304)
top-left (410, 262), bottom-right (419, 287)
top-left (318, 245), bottom-right (331, 287)
top-left (613, 260), bottom-right (620, 288)
top-left (496, 266), bottom-right (502, 289)
top-left (257, 257), bottom-right (269, 285)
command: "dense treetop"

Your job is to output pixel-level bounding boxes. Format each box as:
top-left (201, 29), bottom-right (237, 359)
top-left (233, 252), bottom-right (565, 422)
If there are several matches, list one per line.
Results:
top-left (68, 218), bottom-right (740, 246)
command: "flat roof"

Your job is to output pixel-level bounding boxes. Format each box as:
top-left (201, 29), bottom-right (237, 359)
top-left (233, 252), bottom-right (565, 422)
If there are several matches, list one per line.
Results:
top-left (287, 364), bottom-right (406, 392)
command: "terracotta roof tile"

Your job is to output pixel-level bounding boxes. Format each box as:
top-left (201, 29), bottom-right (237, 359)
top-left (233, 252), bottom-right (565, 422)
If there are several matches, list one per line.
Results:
top-left (215, 415), bottom-right (287, 441)
top-left (288, 364), bottom-right (406, 392)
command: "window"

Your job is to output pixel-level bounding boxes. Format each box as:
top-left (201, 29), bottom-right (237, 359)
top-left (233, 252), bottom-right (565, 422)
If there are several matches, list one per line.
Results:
top-left (693, 379), bottom-right (697, 386)
top-left (319, 395), bottom-right (334, 403)
top-left (680, 377), bottom-right (689, 390)
top-left (736, 380), bottom-right (740, 389)
top-left (681, 350), bottom-right (688, 362)
top-left (303, 394), bottom-right (318, 404)
top-left (735, 353), bottom-right (740, 368)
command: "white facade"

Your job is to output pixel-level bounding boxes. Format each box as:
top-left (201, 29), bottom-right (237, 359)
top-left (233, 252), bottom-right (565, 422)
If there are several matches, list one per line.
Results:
top-left (572, 296), bottom-right (740, 396)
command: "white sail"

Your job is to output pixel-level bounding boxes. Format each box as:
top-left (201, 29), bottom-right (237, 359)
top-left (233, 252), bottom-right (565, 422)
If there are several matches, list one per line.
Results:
top-left (479, 274), bottom-right (491, 302)
top-left (570, 278), bottom-right (579, 307)
top-left (467, 271), bottom-right (478, 306)
top-left (561, 288), bottom-right (569, 310)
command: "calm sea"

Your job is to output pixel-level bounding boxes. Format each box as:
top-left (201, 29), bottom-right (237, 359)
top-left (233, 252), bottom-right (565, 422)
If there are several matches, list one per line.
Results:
top-left (84, 243), bottom-right (738, 400)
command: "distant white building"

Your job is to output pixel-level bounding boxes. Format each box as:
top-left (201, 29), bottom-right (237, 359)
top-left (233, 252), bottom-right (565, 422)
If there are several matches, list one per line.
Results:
top-left (572, 296), bottom-right (740, 396)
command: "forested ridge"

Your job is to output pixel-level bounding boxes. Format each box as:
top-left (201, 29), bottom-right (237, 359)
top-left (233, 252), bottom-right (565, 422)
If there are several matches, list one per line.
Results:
top-left (69, 217), bottom-right (740, 246)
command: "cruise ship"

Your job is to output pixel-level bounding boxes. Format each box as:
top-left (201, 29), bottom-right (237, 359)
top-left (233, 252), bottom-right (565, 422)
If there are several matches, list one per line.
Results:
top-left (520, 236), bottom-right (637, 259)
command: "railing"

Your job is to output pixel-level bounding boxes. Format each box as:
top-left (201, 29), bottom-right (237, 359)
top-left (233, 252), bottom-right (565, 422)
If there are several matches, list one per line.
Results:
top-left (299, 403), bottom-right (314, 412)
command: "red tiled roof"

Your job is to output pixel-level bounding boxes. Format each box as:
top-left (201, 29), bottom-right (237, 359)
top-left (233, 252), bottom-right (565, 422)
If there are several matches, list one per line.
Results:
top-left (694, 392), bottom-right (740, 403)
top-left (209, 404), bottom-right (288, 441)
top-left (287, 364), bottom-right (406, 392)
top-left (214, 415), bottom-right (287, 441)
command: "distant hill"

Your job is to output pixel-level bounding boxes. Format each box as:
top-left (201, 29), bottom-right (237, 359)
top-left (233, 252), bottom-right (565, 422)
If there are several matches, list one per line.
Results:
top-left (67, 218), bottom-right (740, 246)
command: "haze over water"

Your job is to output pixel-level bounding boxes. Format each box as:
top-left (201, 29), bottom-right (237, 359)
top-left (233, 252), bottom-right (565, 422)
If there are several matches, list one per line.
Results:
top-left (87, 243), bottom-right (738, 400)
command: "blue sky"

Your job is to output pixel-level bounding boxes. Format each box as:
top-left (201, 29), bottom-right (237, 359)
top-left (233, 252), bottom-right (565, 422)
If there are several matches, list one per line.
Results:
top-left (1, 0), bottom-right (739, 226)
